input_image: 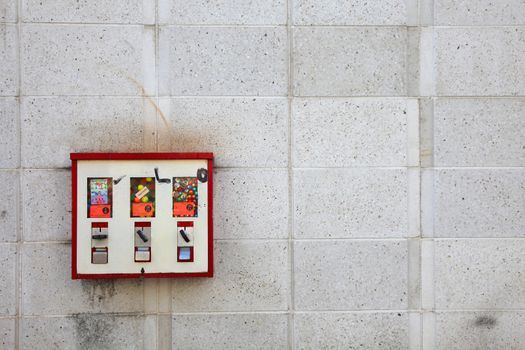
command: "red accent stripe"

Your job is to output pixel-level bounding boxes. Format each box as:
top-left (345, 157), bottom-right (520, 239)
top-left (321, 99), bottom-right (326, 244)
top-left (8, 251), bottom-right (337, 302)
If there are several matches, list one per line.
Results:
top-left (177, 221), bottom-right (194, 227)
top-left (71, 160), bottom-right (78, 279)
top-left (70, 152), bottom-right (213, 160)
top-left (91, 222), bottom-right (108, 228)
top-left (134, 221), bottom-right (151, 227)
top-left (207, 159), bottom-right (214, 277)
top-left (75, 272), bottom-right (212, 279)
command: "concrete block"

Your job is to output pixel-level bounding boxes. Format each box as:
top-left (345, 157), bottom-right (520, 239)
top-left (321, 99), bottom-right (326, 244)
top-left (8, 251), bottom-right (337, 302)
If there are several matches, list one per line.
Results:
top-left (293, 0), bottom-right (407, 25)
top-left (21, 243), bottom-right (144, 315)
top-left (294, 312), bottom-right (409, 349)
top-left (159, 0), bottom-right (286, 24)
top-left (0, 171), bottom-right (18, 243)
top-left (0, 98), bottom-right (19, 168)
top-left (21, 97), bottom-right (152, 168)
top-left (21, 24), bottom-right (153, 95)
top-left (158, 97), bottom-right (288, 167)
top-left (22, 170), bottom-right (70, 241)
top-left (292, 98), bottom-right (411, 167)
top-left (214, 169), bottom-right (288, 239)
top-left (294, 240), bottom-right (408, 310)
top-left (0, 0), bottom-right (16, 22)
top-left (158, 314), bottom-right (172, 350)
top-left (293, 27), bottom-right (407, 96)
top-left (0, 244), bottom-right (16, 316)
top-left (20, 315), bottom-right (146, 349)
top-left (172, 240), bottom-right (289, 312)
top-left (159, 27), bottom-right (288, 96)
top-left (0, 319), bottom-right (15, 349)
top-left (435, 239), bottom-right (525, 309)
top-left (434, 98), bottom-right (525, 166)
top-left (172, 313), bottom-right (288, 350)
top-left (435, 0), bottom-right (525, 25)
top-left (435, 27), bottom-right (525, 96)
top-left (294, 169), bottom-right (408, 239)
top-left (22, 0), bottom-right (151, 23)
top-left (433, 169), bottom-right (525, 238)
top-left (0, 25), bottom-right (18, 96)
top-left (435, 311), bottom-right (525, 350)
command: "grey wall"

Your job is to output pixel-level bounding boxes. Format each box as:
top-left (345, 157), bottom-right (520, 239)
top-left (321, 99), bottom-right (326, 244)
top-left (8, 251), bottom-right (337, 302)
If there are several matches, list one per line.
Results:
top-left (1, 0), bottom-right (525, 349)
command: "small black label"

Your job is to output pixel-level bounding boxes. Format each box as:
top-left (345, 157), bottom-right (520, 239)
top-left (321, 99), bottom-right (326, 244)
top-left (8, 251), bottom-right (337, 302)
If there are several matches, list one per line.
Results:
top-left (197, 168), bottom-right (208, 183)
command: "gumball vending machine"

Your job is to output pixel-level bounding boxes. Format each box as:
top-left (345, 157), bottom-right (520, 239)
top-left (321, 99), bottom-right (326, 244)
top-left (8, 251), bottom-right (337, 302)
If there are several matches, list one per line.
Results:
top-left (71, 153), bottom-right (213, 279)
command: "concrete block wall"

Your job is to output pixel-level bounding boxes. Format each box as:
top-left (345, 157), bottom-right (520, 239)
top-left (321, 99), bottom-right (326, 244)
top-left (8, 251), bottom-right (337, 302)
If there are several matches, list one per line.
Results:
top-left (1, 0), bottom-right (524, 349)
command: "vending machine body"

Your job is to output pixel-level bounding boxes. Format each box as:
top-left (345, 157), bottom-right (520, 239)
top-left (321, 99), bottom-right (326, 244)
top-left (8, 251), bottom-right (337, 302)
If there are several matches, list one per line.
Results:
top-left (71, 153), bottom-right (213, 279)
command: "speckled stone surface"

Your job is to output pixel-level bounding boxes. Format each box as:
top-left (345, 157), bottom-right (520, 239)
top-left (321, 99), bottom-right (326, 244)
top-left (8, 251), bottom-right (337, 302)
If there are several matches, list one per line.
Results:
top-left (435, 27), bottom-right (525, 96)
top-left (434, 98), bottom-right (525, 166)
top-left (435, 0), bottom-right (525, 25)
top-left (293, 0), bottom-right (407, 25)
top-left (0, 0), bottom-right (16, 22)
top-left (294, 312), bottom-right (409, 349)
top-left (214, 168), bottom-right (289, 239)
top-left (435, 311), bottom-right (525, 350)
top-left (294, 240), bottom-right (408, 310)
top-left (21, 25), bottom-right (149, 95)
top-left (20, 315), bottom-right (146, 349)
top-left (21, 243), bottom-right (144, 315)
top-left (0, 171), bottom-right (18, 243)
top-left (0, 244), bottom-right (16, 316)
top-left (0, 98), bottom-right (19, 168)
top-left (172, 313), bottom-right (288, 350)
top-left (0, 25), bottom-right (18, 96)
top-left (432, 169), bottom-right (525, 238)
top-left (22, 170), bottom-right (70, 241)
top-left (292, 98), bottom-right (409, 166)
top-left (159, 0), bottom-right (286, 24)
top-left (159, 27), bottom-right (288, 96)
top-left (172, 240), bottom-right (289, 312)
top-left (0, 319), bottom-right (15, 349)
top-left (293, 27), bottom-right (407, 96)
top-left (3, 0), bottom-right (525, 347)
top-left (434, 240), bottom-right (525, 309)
top-left (21, 97), bottom-right (149, 168)
top-left (158, 97), bottom-right (288, 167)
top-left (21, 0), bottom-right (147, 23)
top-left (294, 168), bottom-right (408, 239)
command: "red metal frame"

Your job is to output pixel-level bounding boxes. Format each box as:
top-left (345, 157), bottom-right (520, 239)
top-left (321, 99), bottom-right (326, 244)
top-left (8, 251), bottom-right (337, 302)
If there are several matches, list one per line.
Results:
top-left (71, 153), bottom-right (214, 279)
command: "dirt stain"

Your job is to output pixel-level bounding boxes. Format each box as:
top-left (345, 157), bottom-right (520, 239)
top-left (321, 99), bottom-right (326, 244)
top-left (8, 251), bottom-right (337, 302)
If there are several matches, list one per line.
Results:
top-left (71, 313), bottom-right (114, 350)
top-left (80, 279), bottom-right (116, 307)
top-left (474, 315), bottom-right (497, 328)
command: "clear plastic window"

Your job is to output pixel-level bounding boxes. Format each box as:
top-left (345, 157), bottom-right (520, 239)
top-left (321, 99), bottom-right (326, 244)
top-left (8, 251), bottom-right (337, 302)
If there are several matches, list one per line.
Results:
top-left (173, 177), bottom-right (198, 217)
top-left (130, 177), bottom-right (155, 217)
top-left (87, 178), bottom-right (112, 218)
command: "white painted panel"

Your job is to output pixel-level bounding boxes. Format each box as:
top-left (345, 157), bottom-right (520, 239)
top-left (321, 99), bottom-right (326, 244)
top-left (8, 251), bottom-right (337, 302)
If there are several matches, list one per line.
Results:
top-left (75, 159), bottom-right (209, 275)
